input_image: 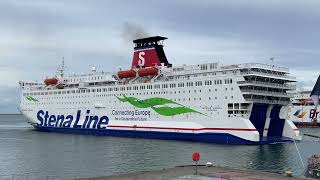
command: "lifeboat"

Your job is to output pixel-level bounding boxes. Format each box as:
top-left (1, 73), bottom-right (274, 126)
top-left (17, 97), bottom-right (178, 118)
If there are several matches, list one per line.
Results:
top-left (44, 78), bottom-right (58, 85)
top-left (138, 67), bottom-right (158, 77)
top-left (118, 69), bottom-right (136, 79)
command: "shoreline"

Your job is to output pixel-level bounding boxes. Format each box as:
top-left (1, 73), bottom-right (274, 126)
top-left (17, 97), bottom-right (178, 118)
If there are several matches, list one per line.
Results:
top-left (76, 165), bottom-right (309, 180)
top-left (0, 113), bottom-right (21, 115)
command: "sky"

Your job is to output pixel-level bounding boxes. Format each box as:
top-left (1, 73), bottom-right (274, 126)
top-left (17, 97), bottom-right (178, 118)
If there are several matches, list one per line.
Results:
top-left (0, 0), bottom-right (320, 113)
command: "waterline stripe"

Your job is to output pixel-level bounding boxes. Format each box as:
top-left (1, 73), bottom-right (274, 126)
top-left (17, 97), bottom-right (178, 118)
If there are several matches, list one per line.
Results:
top-left (107, 125), bottom-right (258, 132)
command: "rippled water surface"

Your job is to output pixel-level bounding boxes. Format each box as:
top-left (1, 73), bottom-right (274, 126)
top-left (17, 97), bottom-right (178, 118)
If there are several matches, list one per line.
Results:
top-left (0, 114), bottom-right (320, 179)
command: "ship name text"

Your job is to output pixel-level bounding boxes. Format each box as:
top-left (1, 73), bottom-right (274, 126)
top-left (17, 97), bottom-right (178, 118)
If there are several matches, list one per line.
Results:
top-left (36, 110), bottom-right (109, 129)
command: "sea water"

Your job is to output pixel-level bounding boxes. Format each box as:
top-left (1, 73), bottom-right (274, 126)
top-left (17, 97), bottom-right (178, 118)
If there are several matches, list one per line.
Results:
top-left (0, 114), bottom-right (319, 179)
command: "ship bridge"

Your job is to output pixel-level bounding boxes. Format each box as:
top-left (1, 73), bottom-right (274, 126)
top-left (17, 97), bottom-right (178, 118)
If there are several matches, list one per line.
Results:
top-left (235, 63), bottom-right (296, 105)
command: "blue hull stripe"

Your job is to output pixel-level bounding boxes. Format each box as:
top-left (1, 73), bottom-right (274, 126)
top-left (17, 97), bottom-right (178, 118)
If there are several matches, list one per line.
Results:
top-left (268, 105), bottom-right (285, 137)
top-left (34, 126), bottom-right (293, 145)
top-left (249, 103), bottom-right (268, 136)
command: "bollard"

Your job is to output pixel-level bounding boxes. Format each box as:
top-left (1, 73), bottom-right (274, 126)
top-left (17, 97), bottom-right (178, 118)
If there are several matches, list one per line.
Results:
top-left (206, 162), bottom-right (213, 167)
top-left (285, 170), bottom-right (293, 177)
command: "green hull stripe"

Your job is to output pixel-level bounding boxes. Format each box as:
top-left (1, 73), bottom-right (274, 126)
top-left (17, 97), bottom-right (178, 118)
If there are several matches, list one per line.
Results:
top-left (117, 96), bottom-right (201, 116)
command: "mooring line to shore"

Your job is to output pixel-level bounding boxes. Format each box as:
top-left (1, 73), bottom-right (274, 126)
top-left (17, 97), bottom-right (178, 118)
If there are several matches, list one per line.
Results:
top-left (294, 139), bottom-right (305, 168)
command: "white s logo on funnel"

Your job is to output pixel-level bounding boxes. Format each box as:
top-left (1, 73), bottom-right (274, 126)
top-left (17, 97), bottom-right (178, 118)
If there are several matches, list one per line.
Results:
top-left (138, 52), bottom-right (145, 67)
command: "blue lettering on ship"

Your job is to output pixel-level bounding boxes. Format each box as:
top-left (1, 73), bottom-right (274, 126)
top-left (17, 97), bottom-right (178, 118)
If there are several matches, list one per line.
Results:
top-left (36, 110), bottom-right (109, 129)
top-left (309, 109), bottom-right (320, 119)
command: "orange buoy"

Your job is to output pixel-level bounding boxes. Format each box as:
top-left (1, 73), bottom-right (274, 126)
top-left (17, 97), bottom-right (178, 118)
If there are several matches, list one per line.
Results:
top-left (192, 152), bottom-right (200, 175)
top-left (192, 152), bottom-right (200, 161)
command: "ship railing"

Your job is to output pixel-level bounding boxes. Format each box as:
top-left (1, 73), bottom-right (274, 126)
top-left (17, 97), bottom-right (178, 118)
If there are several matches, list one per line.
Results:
top-left (68, 71), bottom-right (112, 78)
top-left (245, 98), bottom-right (289, 105)
top-left (240, 71), bottom-right (296, 80)
top-left (237, 63), bottom-right (289, 72)
top-left (237, 81), bottom-right (296, 89)
top-left (241, 89), bottom-right (290, 96)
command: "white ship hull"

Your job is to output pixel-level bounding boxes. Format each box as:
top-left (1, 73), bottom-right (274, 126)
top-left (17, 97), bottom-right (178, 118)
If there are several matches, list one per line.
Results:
top-left (20, 94), bottom-right (299, 144)
top-left (19, 36), bottom-right (301, 144)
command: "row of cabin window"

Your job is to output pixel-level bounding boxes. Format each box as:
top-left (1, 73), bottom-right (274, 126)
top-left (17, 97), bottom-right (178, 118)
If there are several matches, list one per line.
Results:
top-left (26, 85), bottom-right (235, 98)
top-left (33, 87), bottom-right (235, 101)
top-left (228, 103), bottom-right (250, 110)
top-left (23, 95), bottom-right (235, 106)
top-left (27, 88), bottom-right (236, 104)
top-left (69, 76), bottom-right (104, 83)
top-left (169, 70), bottom-right (237, 80)
top-left (23, 79), bottom-right (233, 96)
top-left (200, 63), bottom-right (218, 70)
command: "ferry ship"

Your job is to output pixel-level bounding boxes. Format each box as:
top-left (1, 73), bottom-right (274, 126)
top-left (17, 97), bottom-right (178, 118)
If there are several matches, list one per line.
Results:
top-left (288, 75), bottom-right (320, 124)
top-left (19, 36), bottom-right (301, 144)
top-left (288, 91), bottom-right (319, 123)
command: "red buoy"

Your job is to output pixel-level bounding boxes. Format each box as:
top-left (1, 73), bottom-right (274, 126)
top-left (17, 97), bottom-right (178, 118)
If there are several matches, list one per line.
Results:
top-left (192, 152), bottom-right (200, 175)
top-left (192, 152), bottom-right (200, 161)
top-left (44, 78), bottom-right (58, 85)
top-left (138, 67), bottom-right (158, 77)
top-left (118, 69), bottom-right (136, 79)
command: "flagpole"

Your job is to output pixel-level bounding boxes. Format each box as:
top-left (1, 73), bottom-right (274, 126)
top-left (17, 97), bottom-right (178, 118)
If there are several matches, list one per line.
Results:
top-left (301, 92), bottom-right (304, 122)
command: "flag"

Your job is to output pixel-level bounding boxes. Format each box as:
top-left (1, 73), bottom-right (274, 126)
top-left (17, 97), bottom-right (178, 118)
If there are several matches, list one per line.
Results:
top-left (310, 75), bottom-right (320, 121)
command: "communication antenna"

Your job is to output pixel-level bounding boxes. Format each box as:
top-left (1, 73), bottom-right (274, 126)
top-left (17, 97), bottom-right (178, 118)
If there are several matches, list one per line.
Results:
top-left (270, 57), bottom-right (275, 69)
top-left (270, 57), bottom-right (275, 64)
top-left (57, 57), bottom-right (66, 78)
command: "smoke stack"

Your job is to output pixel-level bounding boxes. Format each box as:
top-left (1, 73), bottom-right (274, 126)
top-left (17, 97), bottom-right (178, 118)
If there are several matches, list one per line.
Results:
top-left (132, 36), bottom-right (171, 68)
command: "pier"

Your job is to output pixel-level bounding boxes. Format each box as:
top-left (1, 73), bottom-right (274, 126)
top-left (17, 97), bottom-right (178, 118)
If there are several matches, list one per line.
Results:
top-left (77, 165), bottom-right (310, 180)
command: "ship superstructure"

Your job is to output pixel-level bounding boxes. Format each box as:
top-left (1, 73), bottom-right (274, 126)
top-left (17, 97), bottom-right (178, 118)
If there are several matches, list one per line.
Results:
top-left (19, 36), bottom-right (301, 144)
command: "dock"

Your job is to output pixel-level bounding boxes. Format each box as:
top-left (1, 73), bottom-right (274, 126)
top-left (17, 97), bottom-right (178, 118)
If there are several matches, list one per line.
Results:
top-left (294, 122), bottom-right (320, 128)
top-left (77, 165), bottom-right (310, 180)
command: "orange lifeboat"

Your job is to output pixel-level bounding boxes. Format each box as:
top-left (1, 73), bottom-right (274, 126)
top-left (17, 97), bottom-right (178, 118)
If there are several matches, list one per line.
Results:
top-left (44, 78), bottom-right (58, 85)
top-left (118, 69), bottom-right (136, 79)
top-left (138, 67), bottom-right (158, 77)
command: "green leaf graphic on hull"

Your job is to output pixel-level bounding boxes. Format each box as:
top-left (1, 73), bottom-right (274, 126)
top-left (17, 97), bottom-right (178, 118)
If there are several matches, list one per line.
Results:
top-left (25, 96), bottom-right (39, 102)
top-left (116, 96), bottom-right (200, 116)
top-left (151, 106), bottom-right (197, 116)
